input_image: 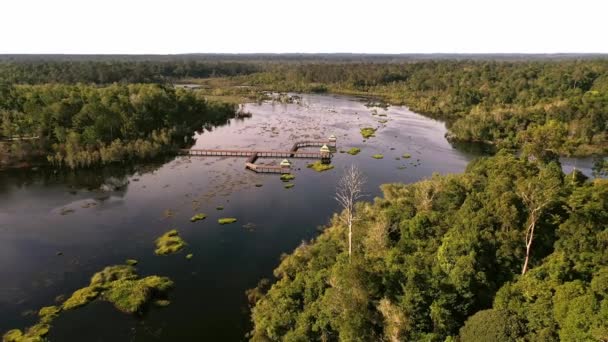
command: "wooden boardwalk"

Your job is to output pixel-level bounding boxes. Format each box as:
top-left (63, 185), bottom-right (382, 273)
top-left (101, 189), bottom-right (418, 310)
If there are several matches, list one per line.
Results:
top-left (181, 140), bottom-right (336, 174)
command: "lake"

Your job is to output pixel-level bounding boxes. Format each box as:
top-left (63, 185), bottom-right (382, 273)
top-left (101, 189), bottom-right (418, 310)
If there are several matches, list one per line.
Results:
top-left (0, 93), bottom-right (594, 341)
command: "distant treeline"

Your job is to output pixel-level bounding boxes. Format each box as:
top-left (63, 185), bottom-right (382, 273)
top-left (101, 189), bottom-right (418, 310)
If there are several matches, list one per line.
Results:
top-left (0, 83), bottom-right (235, 169)
top-left (233, 60), bottom-right (608, 156)
top-left (0, 60), bottom-right (259, 84)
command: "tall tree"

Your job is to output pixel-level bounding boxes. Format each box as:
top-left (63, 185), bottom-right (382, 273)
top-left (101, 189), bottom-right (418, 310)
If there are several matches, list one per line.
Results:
top-left (335, 165), bottom-right (366, 260)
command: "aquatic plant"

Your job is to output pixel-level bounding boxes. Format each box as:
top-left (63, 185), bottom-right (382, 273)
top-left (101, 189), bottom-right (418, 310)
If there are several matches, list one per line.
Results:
top-left (307, 161), bottom-right (334, 172)
top-left (103, 276), bottom-right (173, 314)
top-left (216, 206), bottom-right (224, 210)
top-left (280, 174), bottom-right (295, 182)
top-left (402, 153), bottom-right (412, 158)
top-left (190, 213), bottom-right (207, 222)
top-left (4, 264), bottom-right (174, 340)
top-left (154, 299), bottom-right (171, 307)
top-left (186, 254), bottom-right (193, 260)
top-left (154, 230), bottom-right (186, 255)
top-left (62, 285), bottom-right (102, 310)
top-left (218, 218), bottom-right (238, 225)
top-left (90, 265), bottom-right (137, 285)
top-left (360, 127), bottom-right (377, 139)
top-left (347, 147), bottom-right (361, 155)
top-left (125, 259), bottom-right (138, 266)
top-left (284, 183), bottom-right (295, 189)
top-left (372, 154), bottom-right (384, 159)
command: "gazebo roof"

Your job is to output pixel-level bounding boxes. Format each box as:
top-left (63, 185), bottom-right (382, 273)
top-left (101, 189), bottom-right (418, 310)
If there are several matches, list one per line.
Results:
top-left (280, 159), bottom-right (292, 166)
top-left (320, 144), bottom-right (331, 153)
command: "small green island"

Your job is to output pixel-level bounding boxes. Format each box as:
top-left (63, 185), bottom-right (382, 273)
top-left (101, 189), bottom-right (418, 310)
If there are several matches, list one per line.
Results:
top-left (360, 127), bottom-right (377, 139)
top-left (218, 218), bottom-right (238, 225)
top-left (372, 154), bottom-right (384, 159)
top-left (154, 230), bottom-right (186, 255)
top-left (307, 161), bottom-right (334, 172)
top-left (347, 147), bottom-right (361, 155)
top-left (190, 213), bottom-right (207, 222)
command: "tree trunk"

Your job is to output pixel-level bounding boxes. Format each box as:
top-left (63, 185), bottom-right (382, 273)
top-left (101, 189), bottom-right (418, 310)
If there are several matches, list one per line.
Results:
top-left (348, 215), bottom-right (352, 261)
top-left (521, 220), bottom-right (536, 275)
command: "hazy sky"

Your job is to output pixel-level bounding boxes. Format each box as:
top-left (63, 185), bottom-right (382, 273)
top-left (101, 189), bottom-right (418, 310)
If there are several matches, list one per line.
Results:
top-left (1, 0), bottom-right (606, 54)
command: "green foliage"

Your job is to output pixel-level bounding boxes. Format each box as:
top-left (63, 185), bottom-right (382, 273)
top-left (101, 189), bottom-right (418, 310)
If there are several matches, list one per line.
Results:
top-left (190, 213), bottom-right (207, 222)
top-left (280, 174), bottom-right (295, 182)
top-left (347, 147), bottom-right (361, 155)
top-left (103, 276), bottom-right (174, 314)
top-left (0, 83), bottom-right (235, 169)
top-left (284, 183), bottom-right (295, 189)
top-left (218, 218), bottom-right (238, 225)
top-left (307, 161), bottom-right (334, 172)
top-left (459, 309), bottom-right (522, 342)
top-left (154, 229), bottom-right (186, 255)
top-left (249, 153), bottom-right (608, 341)
top-left (371, 154), bottom-right (384, 159)
top-left (5, 263), bottom-right (173, 340)
top-left (360, 127), bottom-right (377, 139)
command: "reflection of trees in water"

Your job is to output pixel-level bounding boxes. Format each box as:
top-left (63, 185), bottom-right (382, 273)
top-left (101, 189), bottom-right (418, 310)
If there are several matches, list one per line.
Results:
top-left (0, 158), bottom-right (171, 196)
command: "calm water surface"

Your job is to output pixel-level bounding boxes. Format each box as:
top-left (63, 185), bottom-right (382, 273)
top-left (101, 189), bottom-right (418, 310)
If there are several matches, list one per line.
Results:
top-left (0, 94), bottom-right (592, 341)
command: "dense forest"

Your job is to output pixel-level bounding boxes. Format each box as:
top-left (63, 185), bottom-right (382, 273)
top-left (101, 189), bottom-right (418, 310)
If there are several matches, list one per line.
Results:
top-left (2, 56), bottom-right (607, 156)
top-left (248, 152), bottom-right (608, 341)
top-left (0, 83), bottom-right (234, 169)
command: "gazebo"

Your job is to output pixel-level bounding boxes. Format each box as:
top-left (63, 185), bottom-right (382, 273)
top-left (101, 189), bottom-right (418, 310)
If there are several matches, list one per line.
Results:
top-left (280, 159), bottom-right (292, 168)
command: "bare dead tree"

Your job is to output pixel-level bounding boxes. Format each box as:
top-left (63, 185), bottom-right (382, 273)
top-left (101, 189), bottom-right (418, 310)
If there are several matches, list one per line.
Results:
top-left (335, 164), bottom-right (366, 261)
top-left (517, 173), bottom-right (560, 275)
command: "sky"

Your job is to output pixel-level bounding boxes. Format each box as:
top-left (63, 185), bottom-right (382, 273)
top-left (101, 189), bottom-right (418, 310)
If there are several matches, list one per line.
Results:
top-left (0, 0), bottom-right (606, 54)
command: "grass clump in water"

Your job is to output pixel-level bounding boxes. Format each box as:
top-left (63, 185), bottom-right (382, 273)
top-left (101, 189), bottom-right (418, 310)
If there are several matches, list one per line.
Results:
top-left (360, 127), bottom-right (377, 139)
top-left (307, 161), bottom-right (334, 172)
top-left (284, 183), bottom-right (295, 189)
top-left (219, 218), bottom-right (238, 225)
top-left (280, 174), bottom-right (295, 182)
top-left (62, 285), bottom-right (102, 310)
top-left (186, 253), bottom-right (193, 260)
top-left (190, 213), bottom-right (207, 222)
top-left (216, 206), bottom-right (224, 210)
top-left (347, 147), bottom-right (361, 155)
top-left (102, 276), bottom-right (173, 314)
top-left (402, 153), bottom-right (412, 158)
top-left (372, 154), bottom-right (384, 159)
top-left (154, 230), bottom-right (186, 255)
top-left (5, 263), bottom-right (174, 340)
top-left (39, 306), bottom-right (61, 323)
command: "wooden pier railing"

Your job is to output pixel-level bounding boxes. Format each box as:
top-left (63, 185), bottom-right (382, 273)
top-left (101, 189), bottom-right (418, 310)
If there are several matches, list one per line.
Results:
top-left (181, 139), bottom-right (335, 174)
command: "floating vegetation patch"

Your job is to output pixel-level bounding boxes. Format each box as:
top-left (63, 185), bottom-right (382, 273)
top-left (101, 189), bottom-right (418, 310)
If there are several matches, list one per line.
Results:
top-left (284, 183), bottom-right (295, 189)
top-left (3, 264), bottom-right (173, 341)
top-left (402, 153), bottom-right (412, 158)
top-left (186, 254), bottom-right (193, 260)
top-left (397, 166), bottom-right (408, 170)
top-left (154, 230), bottom-right (186, 255)
top-left (154, 299), bottom-right (171, 307)
top-left (307, 161), bottom-right (334, 172)
top-left (190, 213), bottom-right (207, 222)
top-left (360, 127), bottom-right (377, 139)
top-left (372, 154), bottom-right (384, 159)
top-left (280, 174), bottom-right (295, 182)
top-left (378, 119), bottom-right (388, 124)
top-left (347, 147), bottom-right (361, 155)
top-left (218, 218), bottom-right (238, 225)
top-left (125, 259), bottom-right (138, 266)
top-left (216, 206), bottom-right (224, 210)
